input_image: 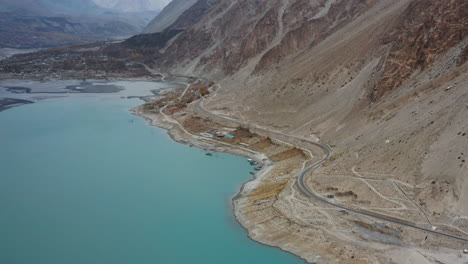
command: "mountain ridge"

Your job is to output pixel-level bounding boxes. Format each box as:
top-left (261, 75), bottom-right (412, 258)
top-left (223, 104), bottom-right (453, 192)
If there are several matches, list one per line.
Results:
top-left (0, 0), bottom-right (159, 48)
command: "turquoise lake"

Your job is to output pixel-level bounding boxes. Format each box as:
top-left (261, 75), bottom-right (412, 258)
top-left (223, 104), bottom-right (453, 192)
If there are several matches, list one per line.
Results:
top-left (0, 85), bottom-right (304, 263)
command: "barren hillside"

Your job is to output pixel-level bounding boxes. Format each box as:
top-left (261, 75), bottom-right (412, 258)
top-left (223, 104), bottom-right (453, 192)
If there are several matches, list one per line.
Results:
top-left (140, 0), bottom-right (468, 261)
top-left (148, 0), bottom-right (467, 211)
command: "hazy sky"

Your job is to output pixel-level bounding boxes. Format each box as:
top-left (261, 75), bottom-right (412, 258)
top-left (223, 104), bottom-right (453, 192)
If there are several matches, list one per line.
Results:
top-left (93, 0), bottom-right (172, 12)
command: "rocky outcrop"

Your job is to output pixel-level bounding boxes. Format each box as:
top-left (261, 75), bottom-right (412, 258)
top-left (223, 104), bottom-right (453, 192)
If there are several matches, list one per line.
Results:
top-left (372, 0), bottom-right (467, 99)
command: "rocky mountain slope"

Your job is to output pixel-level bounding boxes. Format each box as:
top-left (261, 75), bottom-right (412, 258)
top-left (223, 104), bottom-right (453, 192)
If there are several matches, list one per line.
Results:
top-left (125, 0), bottom-right (468, 261)
top-left (1, 0), bottom-right (467, 262)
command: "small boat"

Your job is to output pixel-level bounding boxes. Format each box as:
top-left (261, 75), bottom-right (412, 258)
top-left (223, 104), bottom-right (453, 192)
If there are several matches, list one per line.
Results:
top-left (250, 172), bottom-right (256, 175)
top-left (254, 167), bottom-right (262, 171)
top-left (247, 158), bottom-right (253, 162)
top-left (206, 153), bottom-right (213, 156)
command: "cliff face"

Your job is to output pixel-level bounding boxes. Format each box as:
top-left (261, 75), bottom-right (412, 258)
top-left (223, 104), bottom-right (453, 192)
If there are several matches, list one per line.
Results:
top-left (136, 0), bottom-right (384, 76)
top-left (139, 0), bottom-right (466, 91)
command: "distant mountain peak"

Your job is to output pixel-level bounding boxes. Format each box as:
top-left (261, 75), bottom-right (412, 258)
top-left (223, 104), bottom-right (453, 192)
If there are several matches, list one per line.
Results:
top-left (143, 0), bottom-right (198, 33)
top-left (92, 0), bottom-right (170, 12)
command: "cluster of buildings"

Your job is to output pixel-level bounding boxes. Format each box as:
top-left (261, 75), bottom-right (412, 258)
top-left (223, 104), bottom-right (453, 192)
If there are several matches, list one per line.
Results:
top-left (200, 129), bottom-right (235, 139)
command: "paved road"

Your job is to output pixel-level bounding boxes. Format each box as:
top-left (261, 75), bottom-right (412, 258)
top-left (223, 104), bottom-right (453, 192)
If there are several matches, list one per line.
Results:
top-left (142, 64), bottom-right (468, 243)
top-left (196, 100), bottom-right (468, 243)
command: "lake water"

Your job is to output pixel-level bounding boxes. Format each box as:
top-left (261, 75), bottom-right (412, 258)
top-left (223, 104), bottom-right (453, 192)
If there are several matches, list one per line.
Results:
top-left (0, 82), bottom-right (304, 264)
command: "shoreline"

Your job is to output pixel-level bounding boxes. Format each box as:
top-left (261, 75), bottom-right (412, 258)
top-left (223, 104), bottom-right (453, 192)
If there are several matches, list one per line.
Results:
top-left (1, 76), bottom-right (315, 260)
top-left (0, 77), bottom-right (187, 113)
top-left (128, 72), bottom-right (337, 263)
top-left (4, 76), bottom-right (465, 263)
top-left (130, 75), bottom-right (468, 263)
top-left (0, 77), bottom-right (291, 261)
top-left (131, 104), bottom-right (311, 264)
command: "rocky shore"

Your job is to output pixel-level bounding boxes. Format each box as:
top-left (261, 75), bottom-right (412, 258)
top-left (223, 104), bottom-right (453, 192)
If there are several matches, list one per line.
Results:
top-left (131, 77), bottom-right (468, 264)
top-left (131, 81), bottom-right (365, 263)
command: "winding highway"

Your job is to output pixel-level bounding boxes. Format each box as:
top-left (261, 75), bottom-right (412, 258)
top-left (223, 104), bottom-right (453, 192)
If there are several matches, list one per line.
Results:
top-left (196, 100), bottom-right (468, 243)
top-left (142, 65), bottom-right (468, 243)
